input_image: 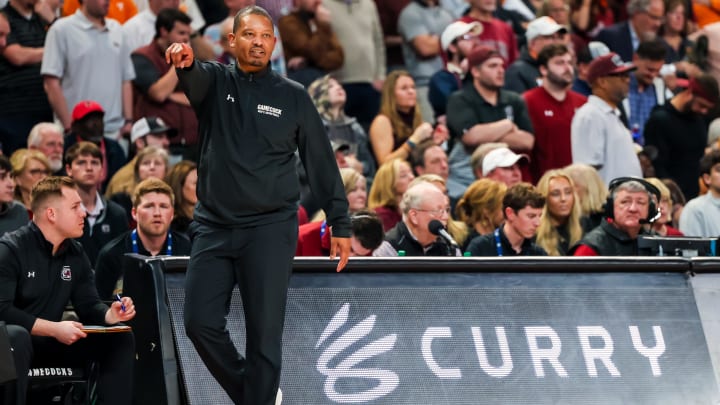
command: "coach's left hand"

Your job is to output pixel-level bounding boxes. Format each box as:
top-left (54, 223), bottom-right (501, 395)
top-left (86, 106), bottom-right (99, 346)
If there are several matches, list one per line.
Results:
top-left (330, 237), bottom-right (351, 272)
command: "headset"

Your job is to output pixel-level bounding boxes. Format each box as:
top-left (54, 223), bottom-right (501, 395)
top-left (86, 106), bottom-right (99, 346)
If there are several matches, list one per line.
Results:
top-left (605, 177), bottom-right (661, 223)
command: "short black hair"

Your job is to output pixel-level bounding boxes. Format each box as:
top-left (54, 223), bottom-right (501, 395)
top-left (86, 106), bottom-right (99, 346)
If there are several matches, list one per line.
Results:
top-left (233, 5), bottom-right (274, 34)
top-left (537, 44), bottom-right (570, 67)
top-left (700, 150), bottom-right (720, 176)
top-left (155, 8), bottom-right (192, 39)
top-left (635, 39), bottom-right (667, 61)
top-left (351, 211), bottom-right (385, 251)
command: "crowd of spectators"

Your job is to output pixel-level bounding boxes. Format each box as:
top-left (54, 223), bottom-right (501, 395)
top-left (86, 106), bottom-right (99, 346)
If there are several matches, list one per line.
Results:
top-left (4, 0), bottom-right (720, 401)
top-left (2, 0), bottom-right (720, 262)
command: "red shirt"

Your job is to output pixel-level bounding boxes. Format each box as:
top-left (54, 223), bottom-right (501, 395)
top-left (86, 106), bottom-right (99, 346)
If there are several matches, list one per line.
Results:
top-left (459, 16), bottom-right (519, 65)
top-left (523, 87), bottom-right (587, 183)
top-left (373, 206), bottom-right (402, 232)
top-left (296, 221), bottom-right (331, 256)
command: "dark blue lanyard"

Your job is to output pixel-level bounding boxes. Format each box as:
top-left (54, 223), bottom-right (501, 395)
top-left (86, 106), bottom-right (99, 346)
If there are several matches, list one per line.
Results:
top-left (131, 229), bottom-right (172, 256)
top-left (494, 228), bottom-right (503, 257)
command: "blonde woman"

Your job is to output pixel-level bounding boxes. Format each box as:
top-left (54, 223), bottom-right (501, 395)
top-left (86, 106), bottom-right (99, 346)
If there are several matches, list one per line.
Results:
top-left (369, 70), bottom-right (448, 165)
top-left (110, 146), bottom-right (170, 223)
top-left (9, 149), bottom-right (51, 211)
top-left (536, 169), bottom-right (585, 256)
top-left (564, 163), bottom-right (607, 230)
top-left (311, 167), bottom-right (367, 222)
top-left (368, 158), bottom-right (415, 231)
top-left (645, 178), bottom-right (684, 236)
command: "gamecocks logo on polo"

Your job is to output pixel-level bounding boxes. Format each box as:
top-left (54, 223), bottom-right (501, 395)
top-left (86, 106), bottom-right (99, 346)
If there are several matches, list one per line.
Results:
top-left (61, 266), bottom-right (72, 281)
top-left (315, 303), bottom-right (399, 403)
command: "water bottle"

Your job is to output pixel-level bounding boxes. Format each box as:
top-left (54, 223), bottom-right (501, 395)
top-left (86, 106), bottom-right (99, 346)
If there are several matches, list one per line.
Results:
top-left (631, 123), bottom-right (644, 146)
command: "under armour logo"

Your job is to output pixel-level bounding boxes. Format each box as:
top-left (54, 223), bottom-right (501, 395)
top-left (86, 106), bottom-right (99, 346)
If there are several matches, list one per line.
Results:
top-left (27, 272), bottom-right (35, 278)
top-left (226, 94), bottom-right (235, 103)
top-left (544, 110), bottom-right (554, 117)
top-left (316, 303), bottom-right (398, 402)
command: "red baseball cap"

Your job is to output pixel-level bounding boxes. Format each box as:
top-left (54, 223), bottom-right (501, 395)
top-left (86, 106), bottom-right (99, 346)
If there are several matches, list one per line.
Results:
top-left (71, 100), bottom-right (105, 122)
top-left (586, 53), bottom-right (636, 84)
top-left (467, 46), bottom-right (502, 67)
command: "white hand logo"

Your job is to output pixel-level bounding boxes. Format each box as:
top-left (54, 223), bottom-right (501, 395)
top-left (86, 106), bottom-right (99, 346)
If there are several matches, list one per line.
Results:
top-left (316, 303), bottom-right (399, 403)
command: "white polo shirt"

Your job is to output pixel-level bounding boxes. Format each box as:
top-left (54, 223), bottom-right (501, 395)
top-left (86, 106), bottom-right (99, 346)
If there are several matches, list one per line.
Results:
top-left (571, 95), bottom-right (642, 184)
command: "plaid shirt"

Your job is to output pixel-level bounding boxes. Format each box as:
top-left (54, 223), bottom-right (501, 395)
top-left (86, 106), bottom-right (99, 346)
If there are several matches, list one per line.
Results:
top-left (628, 74), bottom-right (658, 144)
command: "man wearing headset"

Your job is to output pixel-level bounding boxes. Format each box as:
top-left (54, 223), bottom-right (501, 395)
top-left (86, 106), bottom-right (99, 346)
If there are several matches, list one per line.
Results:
top-left (571, 177), bottom-right (660, 256)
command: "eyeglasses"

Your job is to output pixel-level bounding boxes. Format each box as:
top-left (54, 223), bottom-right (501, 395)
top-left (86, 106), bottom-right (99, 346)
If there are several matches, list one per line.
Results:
top-left (645, 12), bottom-right (665, 23)
top-left (28, 169), bottom-right (51, 176)
top-left (414, 207), bottom-right (451, 216)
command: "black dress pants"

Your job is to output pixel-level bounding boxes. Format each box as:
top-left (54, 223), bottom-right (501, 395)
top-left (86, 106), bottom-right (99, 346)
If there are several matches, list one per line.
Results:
top-left (184, 217), bottom-right (297, 405)
top-left (4, 324), bottom-right (135, 405)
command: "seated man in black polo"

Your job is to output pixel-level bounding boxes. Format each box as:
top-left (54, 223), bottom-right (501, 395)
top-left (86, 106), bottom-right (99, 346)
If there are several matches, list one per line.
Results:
top-left (0, 177), bottom-right (136, 405)
top-left (466, 182), bottom-right (547, 256)
top-left (572, 177), bottom-right (659, 256)
top-left (373, 182), bottom-right (460, 256)
top-left (95, 178), bottom-right (191, 300)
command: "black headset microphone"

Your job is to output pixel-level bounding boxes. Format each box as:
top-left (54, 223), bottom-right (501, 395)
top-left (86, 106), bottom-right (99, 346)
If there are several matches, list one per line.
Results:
top-left (605, 177), bottom-right (662, 224)
top-left (428, 219), bottom-right (460, 248)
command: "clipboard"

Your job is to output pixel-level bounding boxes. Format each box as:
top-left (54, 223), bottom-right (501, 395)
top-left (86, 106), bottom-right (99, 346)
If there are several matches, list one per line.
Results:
top-left (81, 325), bottom-right (132, 334)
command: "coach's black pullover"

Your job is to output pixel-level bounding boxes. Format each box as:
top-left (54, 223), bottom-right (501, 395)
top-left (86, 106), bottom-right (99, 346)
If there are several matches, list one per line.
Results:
top-left (177, 61), bottom-right (350, 236)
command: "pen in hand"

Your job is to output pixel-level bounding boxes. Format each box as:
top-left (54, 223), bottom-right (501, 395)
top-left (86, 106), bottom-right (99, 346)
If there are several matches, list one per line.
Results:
top-left (116, 294), bottom-right (126, 312)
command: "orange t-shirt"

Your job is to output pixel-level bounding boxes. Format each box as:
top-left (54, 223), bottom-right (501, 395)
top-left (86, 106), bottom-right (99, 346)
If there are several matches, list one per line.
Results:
top-left (62, 0), bottom-right (138, 24)
top-left (693, 3), bottom-right (720, 28)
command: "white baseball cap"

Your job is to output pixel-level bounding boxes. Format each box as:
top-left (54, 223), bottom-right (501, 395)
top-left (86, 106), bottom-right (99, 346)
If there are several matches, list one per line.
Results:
top-left (525, 16), bottom-right (567, 42)
top-left (130, 116), bottom-right (176, 143)
top-left (440, 21), bottom-right (483, 52)
top-left (482, 147), bottom-right (529, 176)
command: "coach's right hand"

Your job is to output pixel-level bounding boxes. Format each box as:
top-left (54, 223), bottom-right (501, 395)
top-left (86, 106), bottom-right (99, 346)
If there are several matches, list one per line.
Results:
top-left (166, 42), bottom-right (194, 69)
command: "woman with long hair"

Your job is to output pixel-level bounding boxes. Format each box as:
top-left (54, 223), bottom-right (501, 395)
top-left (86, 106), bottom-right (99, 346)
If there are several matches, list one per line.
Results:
top-left (455, 178), bottom-right (507, 251)
top-left (536, 169), bottom-right (585, 256)
top-left (368, 158), bottom-right (415, 231)
top-left (369, 70), bottom-right (448, 165)
top-left (564, 163), bottom-right (607, 230)
top-left (311, 167), bottom-right (367, 222)
top-left (645, 177), bottom-right (684, 236)
top-left (308, 75), bottom-right (376, 179)
top-left (165, 160), bottom-right (197, 235)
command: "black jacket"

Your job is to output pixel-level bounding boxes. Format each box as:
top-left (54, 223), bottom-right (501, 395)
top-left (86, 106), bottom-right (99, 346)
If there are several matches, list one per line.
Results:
top-left (570, 220), bottom-right (653, 256)
top-left (177, 61), bottom-right (351, 236)
top-left (0, 223), bottom-right (108, 332)
top-left (94, 230), bottom-right (191, 300)
top-left (385, 221), bottom-right (455, 256)
top-left (503, 47), bottom-right (540, 94)
top-left (466, 225), bottom-right (547, 256)
top-left (75, 197), bottom-right (128, 265)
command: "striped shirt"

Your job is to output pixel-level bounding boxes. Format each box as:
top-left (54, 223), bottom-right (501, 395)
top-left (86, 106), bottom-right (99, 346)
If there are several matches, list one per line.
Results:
top-left (0, 5), bottom-right (52, 115)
